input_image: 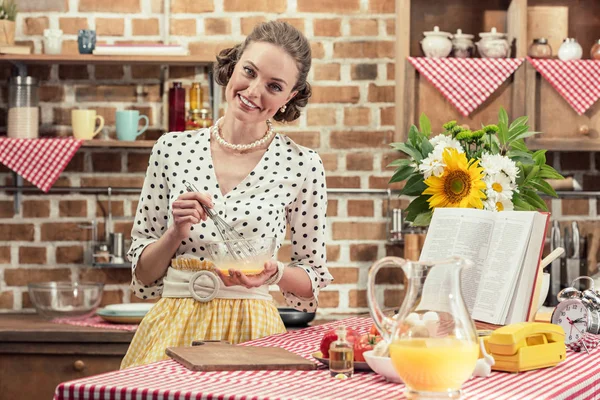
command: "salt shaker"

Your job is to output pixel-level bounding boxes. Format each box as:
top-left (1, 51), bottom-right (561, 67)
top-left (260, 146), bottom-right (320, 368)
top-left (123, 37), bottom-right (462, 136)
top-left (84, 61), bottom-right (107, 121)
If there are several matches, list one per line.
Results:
top-left (558, 38), bottom-right (583, 61)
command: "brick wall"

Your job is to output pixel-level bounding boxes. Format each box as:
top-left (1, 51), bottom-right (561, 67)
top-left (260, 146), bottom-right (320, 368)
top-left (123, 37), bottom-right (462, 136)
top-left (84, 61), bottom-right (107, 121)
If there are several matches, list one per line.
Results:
top-left (1, 0), bottom-right (599, 315)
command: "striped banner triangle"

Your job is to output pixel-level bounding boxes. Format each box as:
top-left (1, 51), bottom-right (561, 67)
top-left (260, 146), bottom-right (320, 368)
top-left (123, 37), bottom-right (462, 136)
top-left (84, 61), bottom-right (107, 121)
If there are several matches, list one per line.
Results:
top-left (528, 57), bottom-right (600, 115)
top-left (408, 57), bottom-right (525, 117)
top-left (0, 138), bottom-right (83, 192)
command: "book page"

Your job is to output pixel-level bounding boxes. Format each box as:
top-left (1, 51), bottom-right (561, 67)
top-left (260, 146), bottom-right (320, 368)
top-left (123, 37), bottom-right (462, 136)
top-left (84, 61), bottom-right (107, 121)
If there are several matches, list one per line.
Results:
top-left (471, 212), bottom-right (535, 324)
top-left (419, 209), bottom-right (495, 314)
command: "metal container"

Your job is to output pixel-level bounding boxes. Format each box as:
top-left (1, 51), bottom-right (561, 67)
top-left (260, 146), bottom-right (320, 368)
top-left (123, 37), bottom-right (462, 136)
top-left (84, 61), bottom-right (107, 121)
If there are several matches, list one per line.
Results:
top-left (110, 232), bottom-right (125, 263)
top-left (7, 76), bottom-right (39, 139)
top-left (390, 208), bottom-right (403, 242)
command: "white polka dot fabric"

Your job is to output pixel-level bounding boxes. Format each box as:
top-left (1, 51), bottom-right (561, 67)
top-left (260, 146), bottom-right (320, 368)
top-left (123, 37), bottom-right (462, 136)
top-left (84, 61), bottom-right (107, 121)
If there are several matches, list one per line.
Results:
top-left (128, 128), bottom-right (333, 312)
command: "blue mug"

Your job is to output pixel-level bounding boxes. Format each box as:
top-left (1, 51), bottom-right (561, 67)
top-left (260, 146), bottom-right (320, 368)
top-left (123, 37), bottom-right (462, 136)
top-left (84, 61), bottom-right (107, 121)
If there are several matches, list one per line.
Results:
top-left (116, 110), bottom-right (149, 141)
top-left (78, 30), bottom-right (96, 54)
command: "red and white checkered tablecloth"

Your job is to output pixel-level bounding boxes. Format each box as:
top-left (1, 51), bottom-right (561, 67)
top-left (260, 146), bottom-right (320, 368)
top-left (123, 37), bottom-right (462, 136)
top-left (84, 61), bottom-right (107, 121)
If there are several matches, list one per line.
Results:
top-left (51, 315), bottom-right (138, 332)
top-left (54, 317), bottom-right (600, 400)
top-left (527, 57), bottom-right (600, 116)
top-left (0, 137), bottom-right (83, 192)
top-left (408, 57), bottom-right (525, 117)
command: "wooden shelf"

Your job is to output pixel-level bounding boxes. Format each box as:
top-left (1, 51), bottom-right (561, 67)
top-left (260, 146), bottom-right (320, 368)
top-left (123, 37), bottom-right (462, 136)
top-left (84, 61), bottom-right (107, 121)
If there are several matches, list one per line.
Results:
top-left (526, 138), bottom-right (600, 152)
top-left (0, 54), bottom-right (213, 66)
top-left (82, 140), bottom-right (155, 148)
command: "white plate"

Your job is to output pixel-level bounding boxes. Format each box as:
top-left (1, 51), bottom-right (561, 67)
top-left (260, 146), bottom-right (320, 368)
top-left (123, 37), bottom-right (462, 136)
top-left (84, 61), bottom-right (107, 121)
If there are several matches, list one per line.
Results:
top-left (104, 303), bottom-right (155, 313)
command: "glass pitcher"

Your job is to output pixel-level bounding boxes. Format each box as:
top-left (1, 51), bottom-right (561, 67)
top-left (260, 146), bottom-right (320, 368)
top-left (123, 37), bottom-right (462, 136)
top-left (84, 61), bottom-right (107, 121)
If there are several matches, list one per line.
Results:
top-left (367, 256), bottom-right (478, 399)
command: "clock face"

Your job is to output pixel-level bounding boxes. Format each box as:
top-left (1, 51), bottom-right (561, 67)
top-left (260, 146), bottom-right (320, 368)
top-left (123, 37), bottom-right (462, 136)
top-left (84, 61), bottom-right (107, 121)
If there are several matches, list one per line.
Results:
top-left (551, 299), bottom-right (589, 345)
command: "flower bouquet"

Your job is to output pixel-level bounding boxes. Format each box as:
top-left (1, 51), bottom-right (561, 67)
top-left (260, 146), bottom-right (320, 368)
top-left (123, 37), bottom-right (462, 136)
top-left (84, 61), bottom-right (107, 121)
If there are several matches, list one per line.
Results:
top-left (389, 108), bottom-right (564, 226)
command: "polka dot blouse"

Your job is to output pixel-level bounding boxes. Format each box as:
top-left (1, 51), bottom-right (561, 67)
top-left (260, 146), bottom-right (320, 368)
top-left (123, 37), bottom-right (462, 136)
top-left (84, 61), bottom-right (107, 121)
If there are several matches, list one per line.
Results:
top-left (127, 128), bottom-right (333, 312)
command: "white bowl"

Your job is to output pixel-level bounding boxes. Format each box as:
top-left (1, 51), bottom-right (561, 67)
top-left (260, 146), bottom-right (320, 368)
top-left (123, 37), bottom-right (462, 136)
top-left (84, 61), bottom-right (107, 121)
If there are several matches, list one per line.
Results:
top-left (363, 350), bottom-right (403, 383)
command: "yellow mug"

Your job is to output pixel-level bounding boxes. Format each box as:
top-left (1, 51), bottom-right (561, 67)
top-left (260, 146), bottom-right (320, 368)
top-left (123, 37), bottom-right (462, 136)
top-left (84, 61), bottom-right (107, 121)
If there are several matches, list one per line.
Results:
top-left (72, 110), bottom-right (104, 139)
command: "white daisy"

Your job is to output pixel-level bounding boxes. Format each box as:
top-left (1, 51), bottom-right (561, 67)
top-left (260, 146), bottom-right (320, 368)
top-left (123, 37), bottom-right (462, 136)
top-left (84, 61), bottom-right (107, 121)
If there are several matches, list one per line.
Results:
top-left (485, 173), bottom-right (514, 201)
top-left (480, 153), bottom-right (518, 183)
top-left (418, 149), bottom-right (445, 179)
top-left (430, 135), bottom-right (464, 155)
top-left (484, 195), bottom-right (514, 212)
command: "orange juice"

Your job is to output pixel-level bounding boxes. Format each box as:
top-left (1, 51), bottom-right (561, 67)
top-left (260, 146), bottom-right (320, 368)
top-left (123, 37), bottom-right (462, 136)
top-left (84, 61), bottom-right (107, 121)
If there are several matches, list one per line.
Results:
top-left (389, 338), bottom-right (478, 392)
top-left (217, 260), bottom-right (266, 275)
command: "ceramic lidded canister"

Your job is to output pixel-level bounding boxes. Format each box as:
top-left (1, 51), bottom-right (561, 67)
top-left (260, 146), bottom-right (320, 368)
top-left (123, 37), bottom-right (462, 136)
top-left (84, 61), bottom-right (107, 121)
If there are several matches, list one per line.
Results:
top-left (558, 38), bottom-right (583, 61)
top-left (592, 40), bottom-right (600, 60)
top-left (476, 27), bottom-right (510, 58)
top-left (421, 26), bottom-right (453, 58)
top-left (452, 29), bottom-right (475, 58)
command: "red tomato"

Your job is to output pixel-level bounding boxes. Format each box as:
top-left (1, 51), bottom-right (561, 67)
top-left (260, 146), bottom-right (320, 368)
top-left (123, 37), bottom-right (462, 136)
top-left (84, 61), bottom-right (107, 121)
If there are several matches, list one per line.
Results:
top-left (369, 323), bottom-right (380, 336)
top-left (319, 327), bottom-right (360, 358)
top-left (354, 334), bottom-right (383, 362)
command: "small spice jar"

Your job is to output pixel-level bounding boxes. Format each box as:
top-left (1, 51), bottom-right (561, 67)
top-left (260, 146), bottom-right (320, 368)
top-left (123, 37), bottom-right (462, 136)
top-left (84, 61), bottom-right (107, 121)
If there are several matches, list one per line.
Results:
top-left (528, 38), bottom-right (553, 59)
top-left (452, 29), bottom-right (474, 58)
top-left (591, 40), bottom-right (600, 60)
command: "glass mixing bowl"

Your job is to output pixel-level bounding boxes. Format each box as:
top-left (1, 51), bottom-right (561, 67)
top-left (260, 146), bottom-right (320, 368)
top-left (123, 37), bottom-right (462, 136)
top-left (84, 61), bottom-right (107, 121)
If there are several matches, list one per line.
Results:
top-left (205, 237), bottom-right (276, 275)
top-left (27, 281), bottom-right (104, 319)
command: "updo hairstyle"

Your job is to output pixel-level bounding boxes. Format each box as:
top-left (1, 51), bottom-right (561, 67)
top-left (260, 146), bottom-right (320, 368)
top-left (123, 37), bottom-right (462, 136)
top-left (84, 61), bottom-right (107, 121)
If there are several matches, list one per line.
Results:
top-left (213, 21), bottom-right (312, 122)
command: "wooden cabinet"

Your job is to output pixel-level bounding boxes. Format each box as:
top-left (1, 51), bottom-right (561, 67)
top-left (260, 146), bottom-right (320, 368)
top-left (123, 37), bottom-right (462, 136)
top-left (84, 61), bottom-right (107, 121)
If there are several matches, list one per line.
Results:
top-left (395, 0), bottom-right (600, 151)
top-left (0, 314), bottom-right (133, 399)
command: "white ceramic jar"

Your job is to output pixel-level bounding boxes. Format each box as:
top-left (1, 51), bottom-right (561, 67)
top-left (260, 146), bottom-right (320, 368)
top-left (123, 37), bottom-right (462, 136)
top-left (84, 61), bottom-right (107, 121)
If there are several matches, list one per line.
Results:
top-left (558, 38), bottom-right (583, 61)
top-left (476, 27), bottom-right (510, 58)
top-left (421, 26), bottom-right (452, 58)
top-left (452, 29), bottom-right (475, 58)
top-left (43, 29), bottom-right (63, 55)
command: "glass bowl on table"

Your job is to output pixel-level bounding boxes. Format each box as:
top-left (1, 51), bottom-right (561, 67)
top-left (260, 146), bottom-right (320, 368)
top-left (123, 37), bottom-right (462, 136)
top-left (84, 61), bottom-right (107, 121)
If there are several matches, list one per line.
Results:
top-left (27, 281), bottom-right (104, 319)
top-left (205, 237), bottom-right (276, 276)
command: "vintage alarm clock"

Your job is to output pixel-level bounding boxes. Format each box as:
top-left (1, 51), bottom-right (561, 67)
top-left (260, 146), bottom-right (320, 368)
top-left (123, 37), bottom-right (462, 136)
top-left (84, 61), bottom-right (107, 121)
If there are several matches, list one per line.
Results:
top-left (551, 276), bottom-right (600, 352)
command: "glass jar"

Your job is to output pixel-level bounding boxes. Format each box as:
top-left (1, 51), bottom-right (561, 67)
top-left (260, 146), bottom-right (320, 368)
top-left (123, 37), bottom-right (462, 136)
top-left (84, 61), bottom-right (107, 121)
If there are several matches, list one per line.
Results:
top-left (168, 82), bottom-right (186, 132)
top-left (8, 76), bottom-right (39, 139)
top-left (189, 82), bottom-right (203, 111)
top-left (185, 108), bottom-right (213, 131)
top-left (591, 40), bottom-right (600, 61)
top-left (528, 38), bottom-right (552, 59)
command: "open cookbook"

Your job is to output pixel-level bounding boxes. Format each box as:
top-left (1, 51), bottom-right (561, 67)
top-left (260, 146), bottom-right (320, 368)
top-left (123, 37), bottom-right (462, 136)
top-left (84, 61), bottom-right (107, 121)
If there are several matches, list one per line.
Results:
top-left (418, 208), bottom-right (550, 326)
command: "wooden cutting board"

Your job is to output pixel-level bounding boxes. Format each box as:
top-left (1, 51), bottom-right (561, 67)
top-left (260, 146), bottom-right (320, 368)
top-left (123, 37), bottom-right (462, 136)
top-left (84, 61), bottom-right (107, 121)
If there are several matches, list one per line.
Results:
top-left (166, 341), bottom-right (316, 371)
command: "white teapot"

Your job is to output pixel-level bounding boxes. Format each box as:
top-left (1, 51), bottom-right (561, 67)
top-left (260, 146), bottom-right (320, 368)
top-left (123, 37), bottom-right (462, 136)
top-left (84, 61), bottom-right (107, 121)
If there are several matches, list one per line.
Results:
top-left (558, 38), bottom-right (583, 61)
top-left (476, 27), bottom-right (510, 58)
top-left (421, 26), bottom-right (452, 58)
top-left (452, 29), bottom-right (475, 58)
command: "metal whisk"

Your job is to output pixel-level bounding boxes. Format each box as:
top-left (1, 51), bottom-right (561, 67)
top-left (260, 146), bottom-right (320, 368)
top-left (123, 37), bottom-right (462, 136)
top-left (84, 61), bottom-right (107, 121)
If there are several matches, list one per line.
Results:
top-left (182, 180), bottom-right (258, 260)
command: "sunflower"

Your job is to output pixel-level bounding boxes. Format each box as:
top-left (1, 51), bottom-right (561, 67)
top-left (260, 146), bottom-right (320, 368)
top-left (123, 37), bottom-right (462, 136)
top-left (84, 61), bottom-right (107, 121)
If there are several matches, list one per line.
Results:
top-left (423, 148), bottom-right (486, 209)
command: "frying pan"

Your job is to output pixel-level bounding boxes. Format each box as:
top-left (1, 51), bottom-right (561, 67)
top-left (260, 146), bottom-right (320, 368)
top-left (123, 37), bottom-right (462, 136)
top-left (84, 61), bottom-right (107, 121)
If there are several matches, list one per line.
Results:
top-left (278, 307), bottom-right (316, 327)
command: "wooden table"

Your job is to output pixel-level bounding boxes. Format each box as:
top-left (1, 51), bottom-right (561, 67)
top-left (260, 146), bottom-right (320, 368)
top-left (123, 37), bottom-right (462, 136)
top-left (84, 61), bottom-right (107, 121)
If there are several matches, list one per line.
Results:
top-left (53, 317), bottom-right (600, 400)
top-left (0, 314), bottom-right (134, 399)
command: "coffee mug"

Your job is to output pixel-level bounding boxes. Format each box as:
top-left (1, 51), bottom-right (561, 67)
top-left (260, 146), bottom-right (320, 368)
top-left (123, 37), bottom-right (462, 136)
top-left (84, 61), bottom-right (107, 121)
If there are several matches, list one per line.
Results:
top-left (78, 29), bottom-right (96, 54)
top-left (72, 110), bottom-right (104, 139)
top-left (116, 110), bottom-right (149, 141)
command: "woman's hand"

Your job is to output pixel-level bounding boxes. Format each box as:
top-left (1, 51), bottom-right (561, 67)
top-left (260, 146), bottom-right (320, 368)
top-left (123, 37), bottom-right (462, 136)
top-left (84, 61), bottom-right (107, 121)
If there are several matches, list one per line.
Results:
top-left (170, 191), bottom-right (213, 240)
top-left (216, 260), bottom-right (278, 288)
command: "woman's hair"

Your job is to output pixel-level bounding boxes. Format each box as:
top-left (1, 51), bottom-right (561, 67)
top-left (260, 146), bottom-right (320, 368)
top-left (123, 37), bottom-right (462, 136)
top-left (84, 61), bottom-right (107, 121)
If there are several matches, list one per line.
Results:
top-left (214, 21), bottom-right (312, 122)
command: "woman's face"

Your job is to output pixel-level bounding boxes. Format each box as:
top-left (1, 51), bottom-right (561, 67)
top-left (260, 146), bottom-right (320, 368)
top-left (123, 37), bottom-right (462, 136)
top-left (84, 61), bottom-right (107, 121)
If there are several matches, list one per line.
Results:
top-left (225, 41), bottom-right (299, 124)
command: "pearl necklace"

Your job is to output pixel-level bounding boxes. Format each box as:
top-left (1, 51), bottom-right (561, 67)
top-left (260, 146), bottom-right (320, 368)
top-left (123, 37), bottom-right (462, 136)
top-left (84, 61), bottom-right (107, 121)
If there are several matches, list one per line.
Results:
top-left (211, 117), bottom-right (275, 152)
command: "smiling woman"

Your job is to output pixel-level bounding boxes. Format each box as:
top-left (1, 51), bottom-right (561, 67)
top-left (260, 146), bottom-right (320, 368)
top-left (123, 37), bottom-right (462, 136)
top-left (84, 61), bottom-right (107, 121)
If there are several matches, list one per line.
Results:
top-left (120, 21), bottom-right (333, 370)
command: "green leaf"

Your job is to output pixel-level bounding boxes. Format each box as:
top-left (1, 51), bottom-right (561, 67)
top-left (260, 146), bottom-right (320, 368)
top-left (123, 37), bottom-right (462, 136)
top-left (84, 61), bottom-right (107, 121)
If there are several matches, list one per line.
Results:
top-left (532, 150), bottom-right (547, 166)
top-left (408, 125), bottom-right (420, 148)
top-left (419, 113), bottom-right (432, 137)
top-left (539, 164), bottom-right (564, 180)
top-left (507, 125), bottom-right (530, 143)
top-left (389, 164), bottom-right (416, 183)
top-left (391, 142), bottom-right (423, 162)
top-left (404, 195), bottom-right (431, 222)
top-left (512, 193), bottom-right (536, 211)
top-left (507, 150), bottom-right (534, 164)
top-left (509, 115), bottom-right (528, 131)
top-left (387, 158), bottom-right (412, 168)
top-left (497, 108), bottom-right (509, 145)
top-left (499, 107), bottom-right (509, 127)
top-left (401, 174), bottom-right (428, 196)
top-left (509, 139), bottom-right (530, 153)
top-left (516, 164), bottom-right (526, 185)
top-left (521, 189), bottom-right (548, 211)
top-left (421, 136), bottom-right (434, 156)
top-left (528, 179), bottom-right (558, 198)
top-left (524, 165), bottom-right (540, 184)
top-left (412, 211), bottom-right (433, 226)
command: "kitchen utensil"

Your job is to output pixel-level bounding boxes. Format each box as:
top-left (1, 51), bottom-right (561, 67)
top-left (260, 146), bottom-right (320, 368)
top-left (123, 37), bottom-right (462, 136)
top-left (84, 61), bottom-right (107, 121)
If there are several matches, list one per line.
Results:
top-left (166, 341), bottom-right (316, 371)
top-left (420, 26), bottom-right (452, 58)
top-left (566, 222), bottom-right (584, 288)
top-left (562, 226), bottom-right (571, 291)
top-left (541, 247), bottom-right (565, 270)
top-left (367, 256), bottom-right (478, 397)
top-left (28, 281), bottom-right (104, 319)
top-left (71, 109), bottom-right (104, 140)
top-left (109, 232), bottom-right (125, 264)
top-left (312, 351), bottom-right (372, 372)
top-left (547, 220), bottom-right (563, 305)
top-left (77, 29), bottom-right (96, 54)
top-left (476, 27), bottom-right (510, 58)
top-left (8, 76), bottom-right (39, 139)
top-left (363, 350), bottom-right (402, 382)
top-left (116, 110), bottom-right (149, 141)
top-left (278, 308), bottom-right (316, 327)
top-left (205, 237), bottom-right (275, 275)
top-left (452, 29), bottom-right (475, 58)
top-left (592, 40), bottom-right (600, 60)
top-left (183, 180), bottom-right (258, 260)
top-left (558, 38), bottom-right (583, 61)
top-left (528, 38), bottom-right (552, 59)
top-left (96, 303), bottom-right (154, 324)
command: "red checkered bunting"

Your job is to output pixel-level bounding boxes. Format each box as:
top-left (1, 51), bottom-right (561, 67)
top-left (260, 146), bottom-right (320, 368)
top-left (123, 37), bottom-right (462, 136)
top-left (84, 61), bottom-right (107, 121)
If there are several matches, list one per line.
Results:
top-left (54, 317), bottom-right (600, 400)
top-left (408, 57), bottom-right (525, 117)
top-left (0, 138), bottom-right (83, 192)
top-left (51, 315), bottom-right (138, 331)
top-left (528, 57), bottom-right (600, 115)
